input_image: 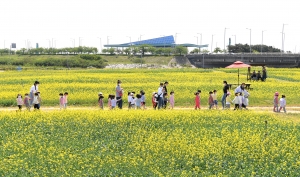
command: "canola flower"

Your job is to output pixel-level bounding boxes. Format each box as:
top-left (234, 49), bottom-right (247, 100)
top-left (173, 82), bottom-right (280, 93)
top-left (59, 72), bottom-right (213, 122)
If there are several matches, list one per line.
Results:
top-left (0, 110), bottom-right (299, 176)
top-left (0, 68), bottom-right (300, 107)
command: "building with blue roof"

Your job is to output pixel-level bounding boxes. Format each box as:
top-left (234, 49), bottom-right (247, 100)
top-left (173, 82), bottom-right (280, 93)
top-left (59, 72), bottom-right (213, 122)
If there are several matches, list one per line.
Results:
top-left (104, 35), bottom-right (208, 48)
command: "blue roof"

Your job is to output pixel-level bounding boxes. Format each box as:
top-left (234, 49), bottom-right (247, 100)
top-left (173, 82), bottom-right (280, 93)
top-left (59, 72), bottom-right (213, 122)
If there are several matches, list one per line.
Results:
top-left (124, 35), bottom-right (175, 45)
top-left (104, 35), bottom-right (209, 48)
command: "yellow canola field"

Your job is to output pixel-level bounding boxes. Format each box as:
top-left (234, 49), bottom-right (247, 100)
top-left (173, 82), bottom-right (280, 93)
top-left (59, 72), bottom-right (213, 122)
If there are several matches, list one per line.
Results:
top-left (0, 110), bottom-right (299, 176)
top-left (0, 68), bottom-right (300, 107)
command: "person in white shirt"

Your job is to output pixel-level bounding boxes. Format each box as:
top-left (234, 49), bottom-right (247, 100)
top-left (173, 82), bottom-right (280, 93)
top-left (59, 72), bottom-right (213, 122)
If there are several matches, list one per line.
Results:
top-left (130, 94), bottom-right (136, 109)
top-left (279, 95), bottom-right (287, 113)
top-left (127, 92), bottom-right (133, 109)
top-left (157, 83), bottom-right (164, 109)
top-left (243, 90), bottom-right (250, 107)
top-left (110, 95), bottom-right (121, 109)
top-left (232, 93), bottom-right (240, 110)
top-left (235, 83), bottom-right (245, 94)
top-left (30, 81), bottom-right (39, 105)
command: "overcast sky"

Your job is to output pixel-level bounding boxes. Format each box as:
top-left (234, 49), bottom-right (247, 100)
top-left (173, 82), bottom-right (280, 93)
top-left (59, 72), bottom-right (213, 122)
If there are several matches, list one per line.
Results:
top-left (1, 0), bottom-right (299, 52)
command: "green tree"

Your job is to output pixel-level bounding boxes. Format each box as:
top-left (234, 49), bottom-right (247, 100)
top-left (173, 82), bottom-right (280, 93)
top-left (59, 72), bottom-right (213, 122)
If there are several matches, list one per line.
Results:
top-left (175, 45), bottom-right (188, 56)
top-left (202, 49), bottom-right (209, 54)
top-left (124, 48), bottom-right (131, 55)
top-left (148, 46), bottom-right (156, 55)
top-left (191, 48), bottom-right (199, 54)
top-left (213, 47), bottom-right (222, 53)
top-left (108, 48), bottom-right (115, 55)
top-left (139, 44), bottom-right (151, 55)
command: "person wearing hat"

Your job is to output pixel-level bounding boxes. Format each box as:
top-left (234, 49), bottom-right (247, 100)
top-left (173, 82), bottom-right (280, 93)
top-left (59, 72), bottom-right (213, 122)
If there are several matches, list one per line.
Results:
top-left (115, 80), bottom-right (123, 109)
top-left (29, 81), bottom-right (39, 105)
top-left (98, 92), bottom-right (104, 110)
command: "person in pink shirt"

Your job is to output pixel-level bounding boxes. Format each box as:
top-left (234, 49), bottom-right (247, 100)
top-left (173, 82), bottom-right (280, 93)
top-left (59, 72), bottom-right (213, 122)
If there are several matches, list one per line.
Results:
top-left (23, 93), bottom-right (31, 111)
top-left (273, 92), bottom-right (279, 112)
top-left (108, 94), bottom-right (112, 110)
top-left (16, 94), bottom-right (24, 111)
top-left (169, 91), bottom-right (175, 109)
top-left (59, 93), bottom-right (65, 110)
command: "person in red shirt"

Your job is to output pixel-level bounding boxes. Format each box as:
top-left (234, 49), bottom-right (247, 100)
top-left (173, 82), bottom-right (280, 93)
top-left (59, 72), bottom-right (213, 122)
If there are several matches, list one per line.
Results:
top-left (195, 92), bottom-right (201, 110)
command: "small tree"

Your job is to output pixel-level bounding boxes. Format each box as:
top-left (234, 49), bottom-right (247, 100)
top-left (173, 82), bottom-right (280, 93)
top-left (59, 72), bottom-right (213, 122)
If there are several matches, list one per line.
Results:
top-left (124, 48), bottom-right (131, 55)
top-left (175, 45), bottom-right (188, 56)
top-left (213, 47), bottom-right (222, 53)
top-left (191, 48), bottom-right (199, 54)
top-left (202, 49), bottom-right (209, 54)
top-left (108, 48), bottom-right (115, 55)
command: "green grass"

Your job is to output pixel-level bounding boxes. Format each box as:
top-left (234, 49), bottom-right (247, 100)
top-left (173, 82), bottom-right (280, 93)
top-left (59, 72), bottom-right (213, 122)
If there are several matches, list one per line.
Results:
top-left (0, 54), bottom-right (173, 69)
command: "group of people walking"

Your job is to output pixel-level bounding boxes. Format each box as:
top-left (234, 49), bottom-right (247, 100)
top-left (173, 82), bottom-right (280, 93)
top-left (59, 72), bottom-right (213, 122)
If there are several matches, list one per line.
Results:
top-left (16, 81), bottom-right (68, 111)
top-left (15, 78), bottom-right (286, 113)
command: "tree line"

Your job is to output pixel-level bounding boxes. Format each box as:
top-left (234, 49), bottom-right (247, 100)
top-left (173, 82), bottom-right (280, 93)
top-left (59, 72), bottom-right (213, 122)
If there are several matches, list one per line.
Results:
top-left (0, 43), bottom-right (284, 56)
top-left (0, 46), bottom-right (98, 55)
top-left (102, 45), bottom-right (189, 56)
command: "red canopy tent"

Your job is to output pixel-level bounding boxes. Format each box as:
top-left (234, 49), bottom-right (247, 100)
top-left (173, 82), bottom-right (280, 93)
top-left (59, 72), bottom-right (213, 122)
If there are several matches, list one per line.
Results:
top-left (225, 61), bottom-right (251, 85)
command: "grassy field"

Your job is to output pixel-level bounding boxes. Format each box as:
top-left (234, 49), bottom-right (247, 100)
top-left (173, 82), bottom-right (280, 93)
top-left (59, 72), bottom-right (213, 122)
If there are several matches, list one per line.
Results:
top-left (0, 68), bottom-right (299, 107)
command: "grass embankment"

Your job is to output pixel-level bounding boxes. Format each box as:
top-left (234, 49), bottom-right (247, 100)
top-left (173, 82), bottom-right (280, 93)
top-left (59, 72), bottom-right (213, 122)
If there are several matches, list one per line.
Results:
top-left (0, 55), bottom-right (173, 70)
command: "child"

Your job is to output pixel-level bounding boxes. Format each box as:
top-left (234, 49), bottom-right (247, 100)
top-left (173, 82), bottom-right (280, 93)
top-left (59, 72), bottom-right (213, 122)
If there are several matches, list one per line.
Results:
top-left (59, 93), bottom-right (64, 110)
top-left (37, 92), bottom-right (42, 109)
top-left (24, 93), bottom-right (31, 111)
top-left (279, 95), bottom-right (286, 113)
top-left (110, 95), bottom-right (120, 109)
top-left (98, 92), bottom-right (104, 110)
top-left (152, 92), bottom-right (158, 110)
top-left (32, 92), bottom-right (40, 110)
top-left (127, 92), bottom-right (132, 109)
top-left (163, 92), bottom-right (168, 109)
top-left (208, 91), bottom-right (214, 109)
top-left (273, 92), bottom-right (279, 112)
top-left (63, 92), bottom-right (68, 109)
top-left (169, 91), bottom-right (175, 109)
top-left (239, 92), bottom-right (247, 109)
top-left (243, 90), bottom-right (250, 109)
top-left (225, 92), bottom-right (231, 109)
top-left (232, 92), bottom-right (240, 110)
top-left (212, 90), bottom-right (218, 109)
top-left (140, 90), bottom-right (146, 109)
top-left (108, 94), bottom-right (112, 110)
top-left (16, 94), bottom-right (24, 111)
top-left (195, 92), bottom-right (200, 110)
top-left (136, 94), bottom-right (142, 109)
top-left (130, 93), bottom-right (136, 109)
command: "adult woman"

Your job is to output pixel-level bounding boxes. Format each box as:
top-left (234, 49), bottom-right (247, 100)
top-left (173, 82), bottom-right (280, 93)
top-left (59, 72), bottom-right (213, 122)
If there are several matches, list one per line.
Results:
top-left (30, 81), bottom-right (39, 105)
top-left (221, 81), bottom-right (229, 109)
top-left (262, 66), bottom-right (267, 81)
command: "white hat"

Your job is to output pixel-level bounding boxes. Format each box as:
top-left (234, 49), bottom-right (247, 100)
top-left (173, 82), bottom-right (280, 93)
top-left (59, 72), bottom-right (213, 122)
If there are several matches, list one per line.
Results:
top-left (98, 92), bottom-right (103, 95)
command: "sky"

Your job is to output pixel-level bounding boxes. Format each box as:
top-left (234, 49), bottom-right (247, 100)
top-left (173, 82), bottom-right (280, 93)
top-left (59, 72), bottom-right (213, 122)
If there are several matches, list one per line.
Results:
top-left (1, 0), bottom-right (300, 53)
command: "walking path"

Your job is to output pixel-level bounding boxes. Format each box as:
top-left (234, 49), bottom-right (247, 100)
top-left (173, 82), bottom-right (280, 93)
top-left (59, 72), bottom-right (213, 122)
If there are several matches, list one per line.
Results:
top-left (1, 106), bottom-right (300, 113)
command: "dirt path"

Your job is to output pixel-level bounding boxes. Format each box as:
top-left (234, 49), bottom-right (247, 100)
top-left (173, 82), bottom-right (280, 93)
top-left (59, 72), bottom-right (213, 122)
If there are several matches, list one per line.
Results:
top-left (1, 106), bottom-right (300, 113)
